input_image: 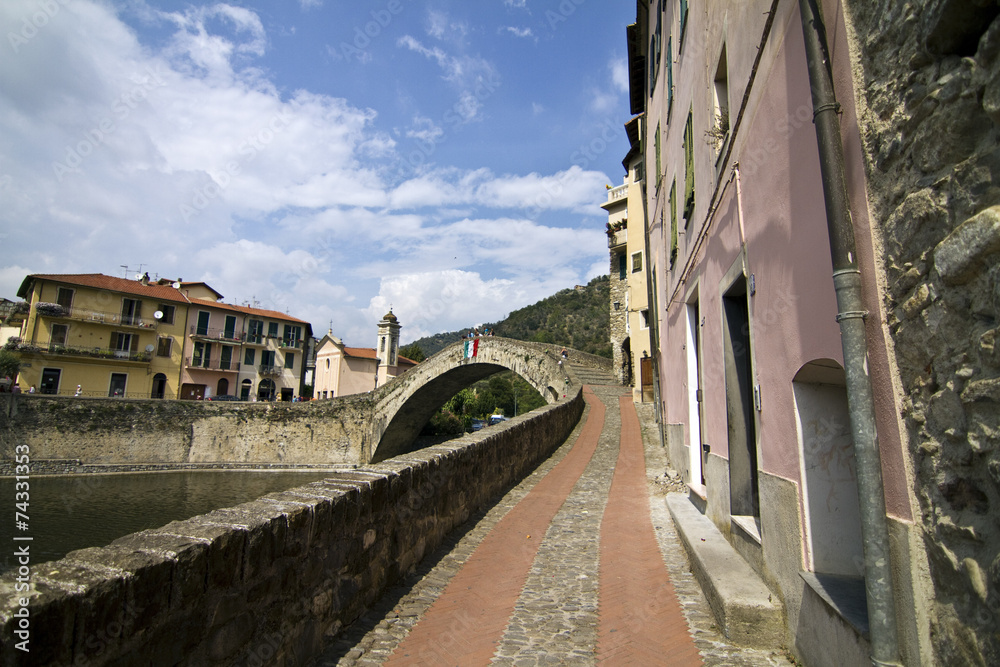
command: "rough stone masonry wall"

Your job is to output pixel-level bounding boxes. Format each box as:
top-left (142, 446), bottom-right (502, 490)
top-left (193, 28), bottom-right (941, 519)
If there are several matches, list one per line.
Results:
top-left (843, 1), bottom-right (1000, 663)
top-left (609, 254), bottom-right (629, 385)
top-left (0, 390), bottom-right (584, 667)
top-left (0, 393), bottom-right (375, 465)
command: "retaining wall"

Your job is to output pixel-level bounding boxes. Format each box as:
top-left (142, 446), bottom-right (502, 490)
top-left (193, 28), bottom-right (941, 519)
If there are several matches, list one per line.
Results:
top-left (0, 394), bottom-right (374, 466)
top-left (0, 389), bottom-right (584, 666)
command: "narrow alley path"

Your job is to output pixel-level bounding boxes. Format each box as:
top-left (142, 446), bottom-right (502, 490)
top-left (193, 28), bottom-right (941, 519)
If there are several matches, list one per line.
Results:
top-left (313, 385), bottom-right (793, 666)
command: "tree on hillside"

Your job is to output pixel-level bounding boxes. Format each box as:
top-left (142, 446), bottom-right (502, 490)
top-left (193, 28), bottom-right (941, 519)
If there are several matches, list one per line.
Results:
top-left (408, 274), bottom-right (611, 358)
top-left (399, 343), bottom-right (426, 362)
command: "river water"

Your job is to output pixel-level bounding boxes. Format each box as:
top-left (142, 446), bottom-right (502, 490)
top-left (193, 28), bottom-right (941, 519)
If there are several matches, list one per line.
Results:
top-left (0, 470), bottom-right (339, 574)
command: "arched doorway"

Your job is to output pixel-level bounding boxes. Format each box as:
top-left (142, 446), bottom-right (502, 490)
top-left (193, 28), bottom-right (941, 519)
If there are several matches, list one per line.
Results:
top-left (240, 379), bottom-right (252, 401)
top-left (257, 379), bottom-right (275, 401)
top-left (621, 336), bottom-right (633, 385)
top-left (151, 373), bottom-right (167, 399)
top-left (217, 378), bottom-right (229, 396)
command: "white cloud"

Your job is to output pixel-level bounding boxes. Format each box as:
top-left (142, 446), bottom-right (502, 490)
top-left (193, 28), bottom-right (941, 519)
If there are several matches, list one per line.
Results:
top-left (472, 166), bottom-right (608, 213)
top-left (367, 270), bottom-right (523, 341)
top-left (611, 56), bottom-right (629, 93)
top-left (385, 165), bottom-right (607, 214)
top-left (503, 26), bottom-right (534, 39)
top-left (396, 33), bottom-right (500, 123)
top-left (157, 4), bottom-right (267, 82)
top-left (426, 11), bottom-right (468, 43)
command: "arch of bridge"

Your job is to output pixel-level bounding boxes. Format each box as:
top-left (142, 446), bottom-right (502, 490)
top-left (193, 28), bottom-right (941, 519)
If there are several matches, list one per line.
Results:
top-left (368, 337), bottom-right (579, 462)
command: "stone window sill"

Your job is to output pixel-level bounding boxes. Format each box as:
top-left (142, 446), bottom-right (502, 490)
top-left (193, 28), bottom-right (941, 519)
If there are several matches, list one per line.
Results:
top-left (731, 514), bottom-right (762, 544)
top-left (800, 571), bottom-right (869, 639)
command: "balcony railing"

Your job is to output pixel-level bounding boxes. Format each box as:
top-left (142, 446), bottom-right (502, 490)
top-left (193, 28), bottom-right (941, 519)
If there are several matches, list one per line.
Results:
top-left (258, 365), bottom-right (282, 376)
top-left (35, 304), bottom-right (158, 329)
top-left (243, 335), bottom-right (301, 348)
top-left (608, 227), bottom-right (627, 249)
top-left (606, 183), bottom-right (628, 204)
top-left (189, 326), bottom-right (245, 342)
top-left (185, 357), bottom-right (241, 372)
top-left (6, 341), bottom-right (152, 362)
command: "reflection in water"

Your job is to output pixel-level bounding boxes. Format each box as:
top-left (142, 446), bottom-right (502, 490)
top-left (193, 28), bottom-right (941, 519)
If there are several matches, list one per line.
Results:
top-left (0, 470), bottom-right (337, 573)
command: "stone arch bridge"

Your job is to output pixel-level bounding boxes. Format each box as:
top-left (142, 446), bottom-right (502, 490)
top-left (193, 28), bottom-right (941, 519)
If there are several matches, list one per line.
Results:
top-left (367, 337), bottom-right (591, 462)
top-left (0, 338), bottom-right (615, 468)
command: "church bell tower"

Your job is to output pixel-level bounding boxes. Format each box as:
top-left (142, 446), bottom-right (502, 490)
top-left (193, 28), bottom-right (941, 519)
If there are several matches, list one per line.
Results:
top-left (376, 310), bottom-right (401, 386)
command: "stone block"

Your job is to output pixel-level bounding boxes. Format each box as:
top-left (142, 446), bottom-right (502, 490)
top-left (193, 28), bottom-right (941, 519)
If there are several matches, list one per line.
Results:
top-left (934, 205), bottom-right (1000, 284)
top-left (41, 560), bottom-right (137, 664)
top-left (202, 501), bottom-right (289, 580)
top-left (66, 538), bottom-right (173, 630)
top-left (162, 517), bottom-right (246, 591)
top-left (207, 611), bottom-right (254, 662)
top-left (258, 494), bottom-right (316, 558)
top-left (0, 576), bottom-right (76, 666)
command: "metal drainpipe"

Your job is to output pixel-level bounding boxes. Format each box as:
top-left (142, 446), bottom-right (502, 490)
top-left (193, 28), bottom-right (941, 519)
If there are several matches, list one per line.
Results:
top-left (797, 1), bottom-right (901, 665)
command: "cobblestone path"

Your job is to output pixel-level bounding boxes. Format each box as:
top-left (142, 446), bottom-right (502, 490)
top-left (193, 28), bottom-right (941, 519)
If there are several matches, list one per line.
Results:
top-left (313, 385), bottom-right (793, 666)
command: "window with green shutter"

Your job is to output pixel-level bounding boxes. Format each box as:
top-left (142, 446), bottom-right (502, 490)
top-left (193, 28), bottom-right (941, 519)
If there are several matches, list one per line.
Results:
top-left (667, 36), bottom-right (673, 114)
top-left (655, 121), bottom-right (662, 187)
top-left (670, 180), bottom-right (678, 268)
top-left (683, 110), bottom-right (695, 224)
top-left (680, 0), bottom-right (689, 45)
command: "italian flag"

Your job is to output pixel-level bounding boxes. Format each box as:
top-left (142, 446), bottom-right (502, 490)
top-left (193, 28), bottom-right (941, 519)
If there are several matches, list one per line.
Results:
top-left (463, 338), bottom-right (479, 358)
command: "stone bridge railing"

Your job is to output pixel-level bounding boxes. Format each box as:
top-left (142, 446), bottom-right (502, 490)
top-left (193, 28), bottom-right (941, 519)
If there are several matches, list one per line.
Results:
top-left (0, 387), bottom-right (585, 666)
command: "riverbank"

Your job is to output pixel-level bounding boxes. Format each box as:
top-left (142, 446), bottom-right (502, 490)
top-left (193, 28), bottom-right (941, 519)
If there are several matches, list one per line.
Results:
top-left (0, 459), bottom-right (356, 477)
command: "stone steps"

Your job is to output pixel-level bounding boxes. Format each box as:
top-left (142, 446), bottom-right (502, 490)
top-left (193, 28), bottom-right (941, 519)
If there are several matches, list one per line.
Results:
top-left (666, 494), bottom-right (785, 649)
top-left (566, 362), bottom-right (618, 386)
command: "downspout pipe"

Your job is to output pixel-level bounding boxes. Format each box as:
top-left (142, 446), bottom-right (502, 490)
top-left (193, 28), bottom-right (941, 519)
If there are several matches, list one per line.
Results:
top-left (797, 1), bottom-right (901, 666)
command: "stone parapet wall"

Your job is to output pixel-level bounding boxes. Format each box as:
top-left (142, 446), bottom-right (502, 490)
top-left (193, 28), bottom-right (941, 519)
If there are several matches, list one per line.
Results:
top-left (844, 1), bottom-right (1000, 662)
top-left (0, 393), bottom-right (374, 466)
top-left (0, 390), bottom-right (584, 666)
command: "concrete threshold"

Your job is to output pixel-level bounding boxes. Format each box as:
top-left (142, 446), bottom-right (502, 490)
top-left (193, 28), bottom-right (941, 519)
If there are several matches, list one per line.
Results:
top-left (666, 493), bottom-right (784, 648)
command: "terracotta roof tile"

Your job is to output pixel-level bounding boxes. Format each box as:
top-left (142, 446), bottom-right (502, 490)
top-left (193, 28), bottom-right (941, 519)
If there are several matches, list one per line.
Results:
top-left (20, 273), bottom-right (191, 303)
top-left (344, 347), bottom-right (378, 359)
top-left (19, 273), bottom-right (310, 327)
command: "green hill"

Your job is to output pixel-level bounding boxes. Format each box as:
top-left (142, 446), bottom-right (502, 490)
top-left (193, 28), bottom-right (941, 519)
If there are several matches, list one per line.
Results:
top-left (407, 275), bottom-right (611, 359)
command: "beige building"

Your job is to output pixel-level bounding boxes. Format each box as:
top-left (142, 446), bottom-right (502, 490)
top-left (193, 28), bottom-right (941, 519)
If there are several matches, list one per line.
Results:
top-left (313, 310), bottom-right (417, 399)
top-left (603, 116), bottom-right (653, 403)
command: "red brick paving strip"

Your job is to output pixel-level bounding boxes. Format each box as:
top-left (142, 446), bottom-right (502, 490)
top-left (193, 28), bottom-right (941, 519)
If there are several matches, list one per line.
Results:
top-left (597, 395), bottom-right (703, 666)
top-left (385, 387), bottom-right (607, 666)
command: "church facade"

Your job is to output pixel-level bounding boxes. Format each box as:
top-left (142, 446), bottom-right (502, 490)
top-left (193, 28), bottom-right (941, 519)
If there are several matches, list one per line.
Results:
top-left (313, 310), bottom-right (417, 399)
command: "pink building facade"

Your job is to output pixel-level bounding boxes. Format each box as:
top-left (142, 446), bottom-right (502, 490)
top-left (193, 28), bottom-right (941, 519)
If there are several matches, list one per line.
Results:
top-left (629, 1), bottom-right (929, 664)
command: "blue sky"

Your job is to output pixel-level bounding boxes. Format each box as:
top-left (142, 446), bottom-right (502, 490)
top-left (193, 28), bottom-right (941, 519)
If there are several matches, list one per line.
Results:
top-left (0, 0), bottom-right (632, 345)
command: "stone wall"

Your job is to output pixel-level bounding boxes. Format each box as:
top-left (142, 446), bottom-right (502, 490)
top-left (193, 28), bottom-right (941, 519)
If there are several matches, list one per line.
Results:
top-left (609, 253), bottom-right (629, 385)
top-left (0, 390), bottom-right (584, 666)
top-left (843, 1), bottom-right (1000, 662)
top-left (0, 394), bottom-right (374, 466)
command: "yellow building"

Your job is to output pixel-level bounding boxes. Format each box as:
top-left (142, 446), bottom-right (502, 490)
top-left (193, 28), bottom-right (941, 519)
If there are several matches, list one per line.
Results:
top-left (602, 116), bottom-right (652, 402)
top-left (11, 273), bottom-right (311, 400)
